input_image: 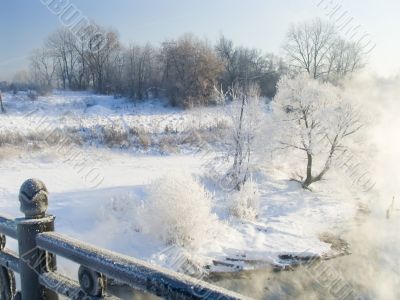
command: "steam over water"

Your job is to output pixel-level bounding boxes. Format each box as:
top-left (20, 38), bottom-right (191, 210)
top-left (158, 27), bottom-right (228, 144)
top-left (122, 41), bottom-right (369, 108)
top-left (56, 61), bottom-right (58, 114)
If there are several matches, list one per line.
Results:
top-left (212, 75), bottom-right (400, 300)
top-left (213, 213), bottom-right (399, 299)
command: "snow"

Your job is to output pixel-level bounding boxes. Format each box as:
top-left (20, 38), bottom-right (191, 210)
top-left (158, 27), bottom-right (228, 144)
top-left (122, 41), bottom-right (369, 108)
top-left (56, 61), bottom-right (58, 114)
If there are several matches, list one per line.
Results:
top-left (0, 91), bottom-right (359, 275)
top-left (1, 91), bottom-right (226, 139)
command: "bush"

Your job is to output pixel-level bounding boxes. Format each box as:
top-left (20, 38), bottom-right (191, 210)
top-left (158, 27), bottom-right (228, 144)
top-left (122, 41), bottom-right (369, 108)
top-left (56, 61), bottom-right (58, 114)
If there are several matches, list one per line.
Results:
top-left (138, 173), bottom-right (218, 248)
top-left (230, 179), bottom-right (260, 221)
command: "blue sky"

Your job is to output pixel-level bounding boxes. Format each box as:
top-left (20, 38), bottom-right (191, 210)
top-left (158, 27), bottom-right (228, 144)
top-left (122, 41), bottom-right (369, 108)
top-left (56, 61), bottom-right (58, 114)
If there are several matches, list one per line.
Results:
top-left (0, 0), bottom-right (399, 80)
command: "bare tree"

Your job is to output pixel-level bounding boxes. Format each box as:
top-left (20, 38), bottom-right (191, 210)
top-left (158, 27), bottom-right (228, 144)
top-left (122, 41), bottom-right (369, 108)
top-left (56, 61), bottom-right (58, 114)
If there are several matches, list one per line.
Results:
top-left (46, 28), bottom-right (79, 89)
top-left (109, 49), bottom-right (125, 97)
top-left (29, 47), bottom-right (57, 92)
top-left (71, 33), bottom-right (92, 90)
top-left (215, 36), bottom-right (238, 89)
top-left (326, 39), bottom-right (364, 83)
top-left (216, 35), bottom-right (286, 98)
top-left (0, 92), bottom-right (5, 113)
top-left (124, 43), bottom-right (159, 101)
top-left (84, 25), bottom-right (121, 94)
top-left (284, 18), bottom-right (364, 83)
top-left (273, 74), bottom-right (363, 188)
top-left (161, 34), bottom-right (223, 107)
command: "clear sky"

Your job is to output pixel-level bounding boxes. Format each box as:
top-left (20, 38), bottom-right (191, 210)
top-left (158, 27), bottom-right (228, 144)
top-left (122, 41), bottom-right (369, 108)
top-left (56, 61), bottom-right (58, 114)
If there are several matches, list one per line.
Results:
top-left (0, 0), bottom-right (399, 80)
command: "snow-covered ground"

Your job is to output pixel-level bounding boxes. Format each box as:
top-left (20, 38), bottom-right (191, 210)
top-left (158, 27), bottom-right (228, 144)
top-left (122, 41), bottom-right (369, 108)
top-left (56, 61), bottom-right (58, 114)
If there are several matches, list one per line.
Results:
top-left (0, 92), bottom-right (360, 275)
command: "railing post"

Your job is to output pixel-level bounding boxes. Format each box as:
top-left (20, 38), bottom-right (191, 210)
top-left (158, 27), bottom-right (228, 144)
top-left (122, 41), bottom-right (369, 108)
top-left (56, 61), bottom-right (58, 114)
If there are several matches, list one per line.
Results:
top-left (0, 234), bottom-right (16, 299)
top-left (16, 179), bottom-right (58, 300)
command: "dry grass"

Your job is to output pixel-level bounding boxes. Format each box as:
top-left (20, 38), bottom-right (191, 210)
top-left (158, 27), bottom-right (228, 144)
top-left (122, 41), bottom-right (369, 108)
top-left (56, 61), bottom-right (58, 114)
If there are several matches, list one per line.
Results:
top-left (0, 146), bottom-right (24, 161)
top-left (102, 124), bottom-right (130, 148)
top-left (158, 135), bottom-right (179, 153)
top-left (0, 116), bottom-right (232, 154)
top-left (137, 131), bottom-right (151, 149)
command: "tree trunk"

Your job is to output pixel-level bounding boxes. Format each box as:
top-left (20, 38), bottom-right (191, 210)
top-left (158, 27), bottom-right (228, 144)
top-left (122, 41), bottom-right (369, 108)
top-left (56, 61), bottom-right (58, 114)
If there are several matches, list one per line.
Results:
top-left (0, 93), bottom-right (5, 113)
top-left (232, 94), bottom-right (247, 191)
top-left (302, 143), bottom-right (336, 188)
top-left (303, 152), bottom-right (313, 187)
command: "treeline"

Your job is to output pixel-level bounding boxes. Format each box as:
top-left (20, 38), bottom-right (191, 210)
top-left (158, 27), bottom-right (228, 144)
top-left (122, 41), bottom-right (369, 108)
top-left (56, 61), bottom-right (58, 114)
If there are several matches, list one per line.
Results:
top-left (22, 24), bottom-right (285, 107)
top-left (8, 18), bottom-right (365, 108)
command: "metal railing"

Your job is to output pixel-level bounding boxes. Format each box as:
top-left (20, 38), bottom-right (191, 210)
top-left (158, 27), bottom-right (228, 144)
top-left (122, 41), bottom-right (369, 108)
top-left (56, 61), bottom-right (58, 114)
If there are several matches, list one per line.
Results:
top-left (0, 179), bottom-right (250, 300)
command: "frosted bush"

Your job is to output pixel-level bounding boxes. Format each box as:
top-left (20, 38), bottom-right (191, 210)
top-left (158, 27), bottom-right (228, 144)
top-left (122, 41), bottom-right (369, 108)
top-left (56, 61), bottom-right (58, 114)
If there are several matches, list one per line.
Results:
top-left (231, 179), bottom-right (260, 221)
top-left (139, 173), bottom-right (218, 249)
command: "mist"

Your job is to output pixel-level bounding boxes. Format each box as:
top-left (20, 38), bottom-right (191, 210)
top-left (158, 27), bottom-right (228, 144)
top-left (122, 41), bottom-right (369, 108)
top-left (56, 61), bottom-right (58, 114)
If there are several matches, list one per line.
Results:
top-left (208, 74), bottom-right (400, 300)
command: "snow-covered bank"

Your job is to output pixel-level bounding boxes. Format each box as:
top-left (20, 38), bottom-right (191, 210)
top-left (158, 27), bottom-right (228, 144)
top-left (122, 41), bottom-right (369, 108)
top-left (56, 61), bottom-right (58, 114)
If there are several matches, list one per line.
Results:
top-left (0, 147), bottom-right (356, 274)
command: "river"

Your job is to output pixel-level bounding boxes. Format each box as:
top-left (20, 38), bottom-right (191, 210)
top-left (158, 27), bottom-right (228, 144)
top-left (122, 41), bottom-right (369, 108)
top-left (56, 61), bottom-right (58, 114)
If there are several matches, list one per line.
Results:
top-left (113, 203), bottom-right (399, 300)
top-left (213, 205), bottom-right (400, 300)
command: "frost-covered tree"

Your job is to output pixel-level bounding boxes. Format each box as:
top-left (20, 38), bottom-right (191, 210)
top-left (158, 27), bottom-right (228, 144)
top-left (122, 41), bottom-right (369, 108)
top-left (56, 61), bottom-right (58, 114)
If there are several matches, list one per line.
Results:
top-left (284, 18), bottom-right (364, 83)
top-left (273, 74), bottom-right (362, 188)
top-left (218, 83), bottom-right (263, 191)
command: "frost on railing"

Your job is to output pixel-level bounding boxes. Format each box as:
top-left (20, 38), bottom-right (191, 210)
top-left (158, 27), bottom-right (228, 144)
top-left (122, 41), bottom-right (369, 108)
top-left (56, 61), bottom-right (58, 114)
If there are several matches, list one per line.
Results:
top-left (0, 178), bottom-right (250, 300)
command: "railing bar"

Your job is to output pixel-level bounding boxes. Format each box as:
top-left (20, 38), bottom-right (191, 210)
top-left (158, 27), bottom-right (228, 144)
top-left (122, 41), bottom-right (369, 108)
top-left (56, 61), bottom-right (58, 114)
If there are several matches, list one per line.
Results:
top-left (0, 215), bottom-right (18, 239)
top-left (0, 249), bottom-right (20, 273)
top-left (37, 232), bottom-right (250, 300)
top-left (39, 272), bottom-right (119, 300)
top-left (39, 272), bottom-right (81, 299)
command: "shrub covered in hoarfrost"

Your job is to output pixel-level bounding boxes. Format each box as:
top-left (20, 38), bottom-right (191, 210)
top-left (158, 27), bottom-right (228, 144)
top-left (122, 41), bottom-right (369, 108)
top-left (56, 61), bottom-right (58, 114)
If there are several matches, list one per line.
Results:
top-left (230, 179), bottom-right (260, 221)
top-left (139, 173), bottom-right (218, 249)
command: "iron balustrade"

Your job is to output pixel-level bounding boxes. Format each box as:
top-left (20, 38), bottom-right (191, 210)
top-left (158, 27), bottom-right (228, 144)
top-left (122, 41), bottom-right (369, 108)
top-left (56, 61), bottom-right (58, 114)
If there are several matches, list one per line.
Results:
top-left (0, 179), bottom-right (250, 300)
